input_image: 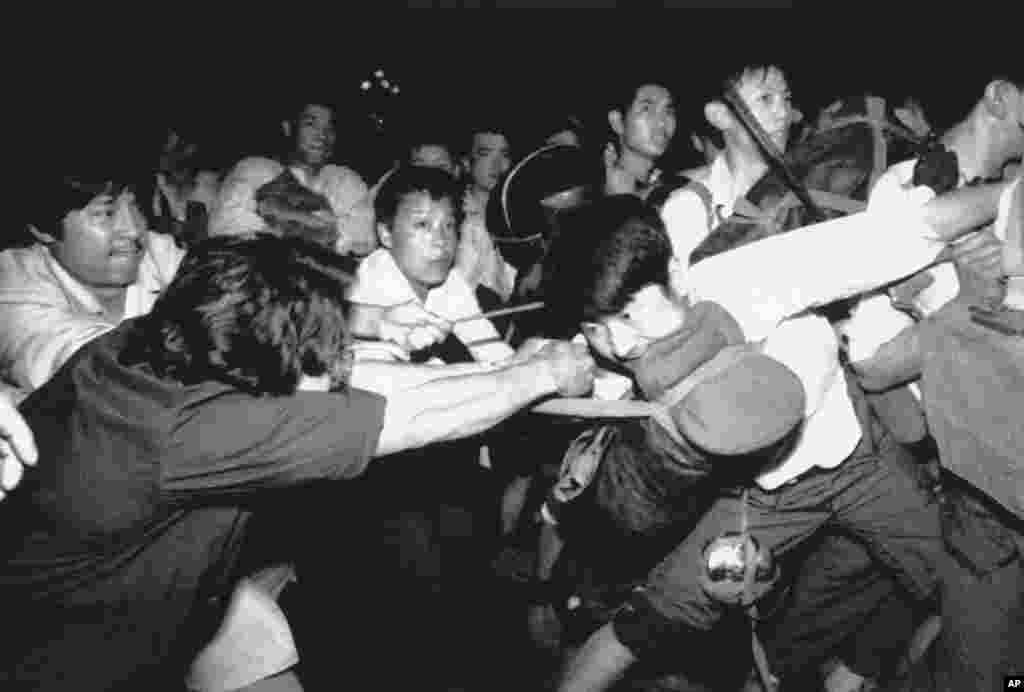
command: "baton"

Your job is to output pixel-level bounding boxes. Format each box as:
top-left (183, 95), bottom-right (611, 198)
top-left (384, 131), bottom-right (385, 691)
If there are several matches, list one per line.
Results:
top-left (721, 84), bottom-right (827, 224)
top-left (452, 301), bottom-right (546, 325)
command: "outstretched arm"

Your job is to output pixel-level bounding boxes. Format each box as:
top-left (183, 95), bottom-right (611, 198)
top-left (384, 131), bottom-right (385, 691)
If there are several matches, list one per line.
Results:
top-left (374, 341), bottom-right (594, 457)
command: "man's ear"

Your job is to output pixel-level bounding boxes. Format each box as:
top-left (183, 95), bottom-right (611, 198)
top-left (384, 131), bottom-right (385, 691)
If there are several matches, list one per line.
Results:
top-left (28, 224), bottom-right (57, 246)
top-left (608, 109), bottom-right (625, 138)
top-left (281, 120), bottom-right (292, 140)
top-left (377, 223), bottom-right (393, 249)
top-left (704, 101), bottom-right (734, 133)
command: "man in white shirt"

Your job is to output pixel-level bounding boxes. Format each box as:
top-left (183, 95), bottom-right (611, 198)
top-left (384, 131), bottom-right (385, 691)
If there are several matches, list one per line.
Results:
top-left (0, 173), bottom-right (184, 397)
top-left (348, 164), bottom-right (514, 366)
top-left (549, 166), bottom-right (1006, 692)
top-left (209, 100), bottom-right (376, 257)
top-left (660, 64), bottom-right (799, 296)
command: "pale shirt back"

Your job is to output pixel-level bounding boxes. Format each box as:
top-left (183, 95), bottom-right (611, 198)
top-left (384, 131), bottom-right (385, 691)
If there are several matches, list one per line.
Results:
top-left (660, 154), bottom-right (740, 297)
top-left (209, 157), bottom-right (377, 256)
top-left (0, 232), bottom-right (184, 392)
top-left (684, 200), bottom-right (945, 488)
top-left (347, 249), bottom-right (514, 365)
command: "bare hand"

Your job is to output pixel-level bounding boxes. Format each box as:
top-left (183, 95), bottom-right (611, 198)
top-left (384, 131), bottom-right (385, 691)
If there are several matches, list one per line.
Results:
top-left (1, 392), bottom-right (37, 502)
top-left (951, 229), bottom-right (1006, 281)
top-left (377, 301), bottom-right (452, 352)
top-left (511, 337), bottom-right (552, 364)
top-left (536, 341), bottom-right (595, 397)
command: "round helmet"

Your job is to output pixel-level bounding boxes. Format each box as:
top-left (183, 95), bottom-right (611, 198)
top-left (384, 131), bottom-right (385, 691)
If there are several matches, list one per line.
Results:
top-left (488, 143), bottom-right (597, 246)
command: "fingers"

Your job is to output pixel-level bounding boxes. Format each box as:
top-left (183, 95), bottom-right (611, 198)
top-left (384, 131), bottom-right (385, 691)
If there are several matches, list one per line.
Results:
top-left (951, 230), bottom-right (1005, 279)
top-left (1, 445), bottom-right (26, 494)
top-left (0, 398), bottom-right (37, 467)
top-left (406, 324), bottom-right (449, 352)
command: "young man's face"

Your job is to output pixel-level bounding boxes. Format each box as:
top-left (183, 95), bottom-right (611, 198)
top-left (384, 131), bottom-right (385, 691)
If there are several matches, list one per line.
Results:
top-left (55, 189), bottom-right (148, 290)
top-left (379, 192), bottom-right (458, 299)
top-left (467, 132), bottom-right (511, 193)
top-left (410, 144), bottom-right (457, 175)
top-left (615, 84), bottom-right (677, 160)
top-left (734, 67), bottom-right (796, 152)
top-left (580, 284), bottom-right (688, 362)
top-left (292, 104), bottom-right (336, 168)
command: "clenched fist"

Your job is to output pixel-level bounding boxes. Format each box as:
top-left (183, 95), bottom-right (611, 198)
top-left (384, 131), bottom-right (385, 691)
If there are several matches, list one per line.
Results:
top-left (377, 301), bottom-right (453, 353)
top-left (535, 341), bottom-right (595, 397)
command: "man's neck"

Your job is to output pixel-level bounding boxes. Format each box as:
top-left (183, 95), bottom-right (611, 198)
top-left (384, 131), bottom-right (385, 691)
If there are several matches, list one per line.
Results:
top-left (943, 117), bottom-right (1002, 182)
top-left (93, 286), bottom-right (129, 323)
top-left (722, 144), bottom-right (770, 200)
top-left (467, 186), bottom-right (490, 212)
top-left (616, 148), bottom-right (656, 191)
top-left (287, 157), bottom-right (325, 179)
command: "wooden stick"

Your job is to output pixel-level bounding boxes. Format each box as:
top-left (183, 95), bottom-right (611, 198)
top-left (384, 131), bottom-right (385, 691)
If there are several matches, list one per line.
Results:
top-left (452, 301), bottom-right (546, 324)
top-left (721, 84), bottom-right (827, 224)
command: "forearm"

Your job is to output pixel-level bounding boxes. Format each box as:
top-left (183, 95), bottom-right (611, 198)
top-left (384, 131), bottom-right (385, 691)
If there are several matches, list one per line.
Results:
top-left (350, 360), bottom-right (500, 396)
top-left (374, 359), bottom-right (558, 457)
top-left (922, 182), bottom-right (1004, 242)
top-left (347, 304), bottom-right (386, 340)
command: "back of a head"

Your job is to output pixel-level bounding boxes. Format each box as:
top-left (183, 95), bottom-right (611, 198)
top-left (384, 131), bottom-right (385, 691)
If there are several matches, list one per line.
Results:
top-left (543, 195), bottom-right (672, 331)
top-left (123, 235), bottom-right (356, 396)
top-left (373, 164), bottom-right (464, 230)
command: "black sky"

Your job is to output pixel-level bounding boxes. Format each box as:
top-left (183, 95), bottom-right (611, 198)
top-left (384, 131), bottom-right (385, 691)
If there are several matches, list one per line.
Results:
top-left (14, 14), bottom-right (1018, 181)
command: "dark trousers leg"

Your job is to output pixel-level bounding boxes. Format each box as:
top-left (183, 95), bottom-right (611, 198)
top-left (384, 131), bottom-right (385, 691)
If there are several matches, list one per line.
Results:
top-left (765, 531), bottom-right (921, 683)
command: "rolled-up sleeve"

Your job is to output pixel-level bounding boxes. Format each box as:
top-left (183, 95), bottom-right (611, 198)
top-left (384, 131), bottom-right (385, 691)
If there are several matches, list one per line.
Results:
top-left (161, 388), bottom-right (387, 501)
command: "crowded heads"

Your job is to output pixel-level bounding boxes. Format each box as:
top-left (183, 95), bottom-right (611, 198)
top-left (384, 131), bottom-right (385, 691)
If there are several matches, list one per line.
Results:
top-left (608, 80), bottom-right (678, 161)
top-left (978, 77), bottom-right (1024, 172)
top-left (544, 195), bottom-right (686, 360)
top-left (705, 64), bottom-right (799, 153)
top-left (124, 235), bottom-right (356, 396)
top-left (465, 124), bottom-right (512, 194)
top-left (374, 165), bottom-right (464, 299)
top-left (283, 101), bottom-right (337, 169)
top-left (30, 172), bottom-right (149, 291)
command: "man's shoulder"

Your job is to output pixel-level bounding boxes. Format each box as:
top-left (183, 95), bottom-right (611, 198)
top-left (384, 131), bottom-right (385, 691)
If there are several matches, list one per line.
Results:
top-left (0, 245), bottom-right (60, 292)
top-left (319, 164), bottom-right (368, 189)
top-left (224, 156), bottom-right (283, 181)
top-left (347, 250), bottom-right (411, 305)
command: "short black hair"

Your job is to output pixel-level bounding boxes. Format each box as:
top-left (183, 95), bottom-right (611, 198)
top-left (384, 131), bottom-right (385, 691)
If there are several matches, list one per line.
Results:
top-left (119, 235), bottom-right (356, 396)
top-left (373, 164), bottom-right (465, 230)
top-left (543, 195), bottom-right (672, 327)
top-left (33, 172), bottom-right (141, 241)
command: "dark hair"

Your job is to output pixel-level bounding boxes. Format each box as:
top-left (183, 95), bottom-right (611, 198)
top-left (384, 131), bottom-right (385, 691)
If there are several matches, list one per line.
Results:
top-left (31, 175), bottom-right (140, 242)
top-left (543, 195), bottom-right (672, 327)
top-left (119, 235), bottom-right (356, 396)
top-left (373, 164), bottom-right (465, 230)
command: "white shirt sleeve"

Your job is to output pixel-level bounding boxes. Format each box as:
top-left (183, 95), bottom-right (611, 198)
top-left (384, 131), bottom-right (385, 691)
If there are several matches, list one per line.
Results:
top-left (440, 275), bottom-right (514, 363)
top-left (660, 189), bottom-right (713, 295)
top-left (688, 208), bottom-right (944, 341)
top-left (208, 158), bottom-right (281, 237)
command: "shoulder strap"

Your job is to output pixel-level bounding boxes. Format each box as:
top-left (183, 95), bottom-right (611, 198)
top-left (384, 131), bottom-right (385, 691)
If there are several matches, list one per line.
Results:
top-left (683, 179), bottom-right (717, 232)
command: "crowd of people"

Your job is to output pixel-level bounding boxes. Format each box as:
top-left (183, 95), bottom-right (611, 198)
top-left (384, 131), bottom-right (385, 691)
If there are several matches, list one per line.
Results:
top-left (0, 55), bottom-right (1021, 692)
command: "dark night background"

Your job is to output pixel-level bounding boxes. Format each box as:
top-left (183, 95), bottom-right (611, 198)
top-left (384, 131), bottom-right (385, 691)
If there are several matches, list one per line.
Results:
top-left (12, 13), bottom-right (1017, 206)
